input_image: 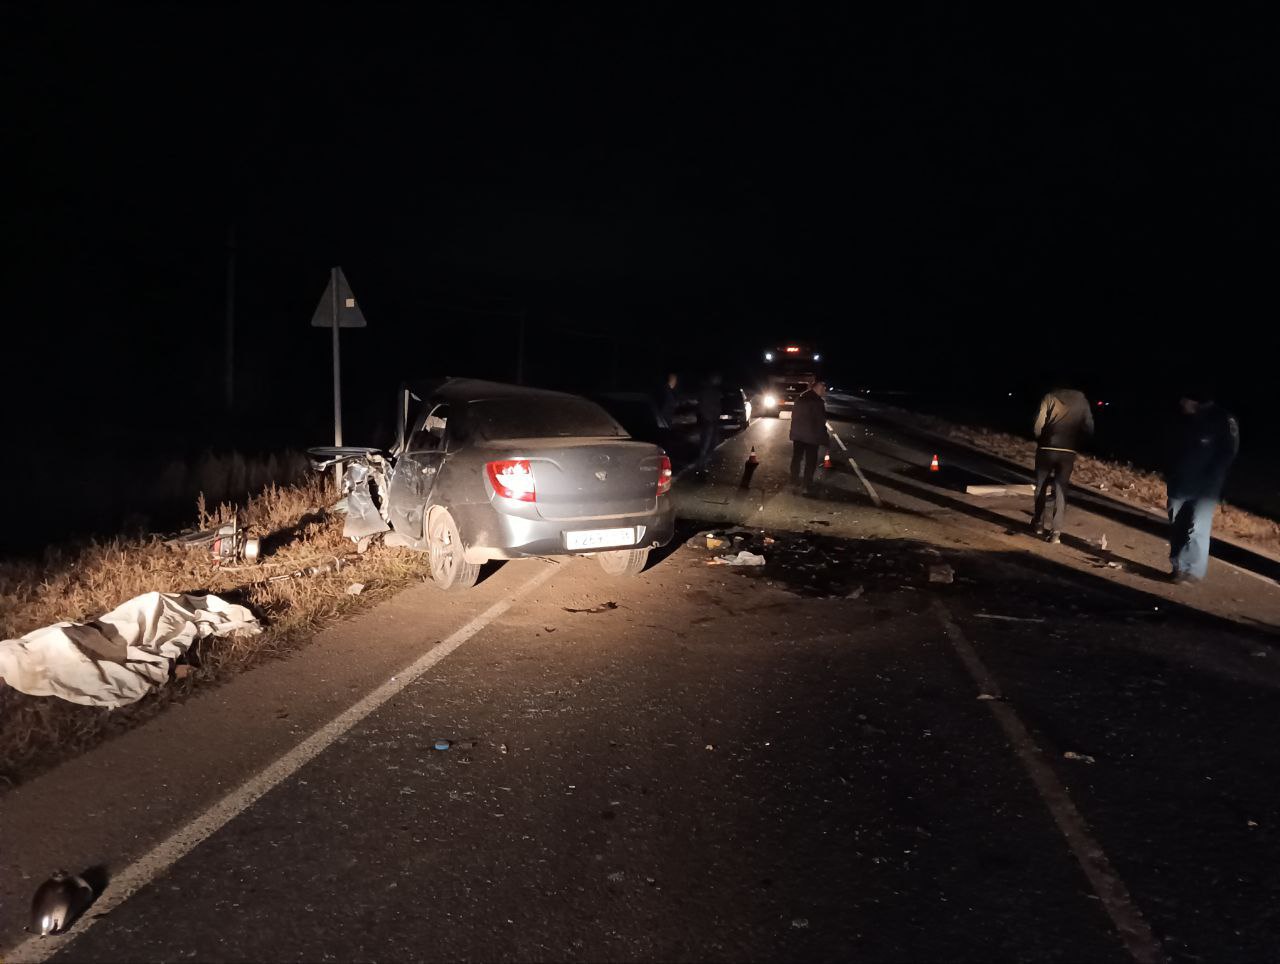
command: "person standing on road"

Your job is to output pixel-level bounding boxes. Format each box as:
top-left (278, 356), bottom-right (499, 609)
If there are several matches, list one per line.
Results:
top-left (1031, 384), bottom-right (1095, 543)
top-left (1166, 392), bottom-right (1239, 583)
top-left (790, 378), bottom-right (829, 495)
top-left (695, 373), bottom-right (723, 475)
top-left (656, 372), bottom-right (679, 425)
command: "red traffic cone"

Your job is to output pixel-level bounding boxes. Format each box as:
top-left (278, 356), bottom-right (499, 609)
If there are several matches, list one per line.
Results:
top-left (740, 447), bottom-right (760, 489)
top-left (929, 454), bottom-right (940, 472)
top-left (822, 452), bottom-right (832, 470)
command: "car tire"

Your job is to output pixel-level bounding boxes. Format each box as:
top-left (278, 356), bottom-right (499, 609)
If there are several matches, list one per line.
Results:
top-left (428, 509), bottom-right (481, 590)
top-left (597, 548), bottom-right (649, 577)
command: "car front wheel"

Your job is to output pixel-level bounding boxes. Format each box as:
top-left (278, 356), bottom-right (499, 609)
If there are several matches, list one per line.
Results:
top-left (428, 509), bottom-right (481, 590)
top-left (597, 548), bottom-right (650, 577)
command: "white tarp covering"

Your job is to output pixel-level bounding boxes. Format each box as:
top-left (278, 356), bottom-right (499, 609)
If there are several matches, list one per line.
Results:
top-left (0, 592), bottom-right (260, 708)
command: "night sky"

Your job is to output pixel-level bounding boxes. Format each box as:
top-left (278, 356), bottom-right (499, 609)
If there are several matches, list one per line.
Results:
top-left (5, 5), bottom-right (1277, 453)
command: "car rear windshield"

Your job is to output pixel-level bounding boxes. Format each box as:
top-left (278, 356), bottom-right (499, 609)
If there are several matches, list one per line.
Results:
top-left (467, 397), bottom-right (629, 440)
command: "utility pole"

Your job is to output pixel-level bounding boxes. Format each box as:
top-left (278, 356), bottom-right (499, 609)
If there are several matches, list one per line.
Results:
top-left (224, 223), bottom-right (236, 412)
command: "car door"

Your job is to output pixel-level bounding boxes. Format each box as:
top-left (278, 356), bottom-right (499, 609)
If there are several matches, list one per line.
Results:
top-left (387, 402), bottom-right (450, 539)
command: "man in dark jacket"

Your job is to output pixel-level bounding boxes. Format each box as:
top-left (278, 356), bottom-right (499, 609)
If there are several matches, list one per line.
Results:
top-left (656, 373), bottom-right (678, 426)
top-left (694, 373), bottom-right (723, 474)
top-left (789, 379), bottom-right (829, 494)
top-left (1031, 385), bottom-right (1095, 543)
top-left (1166, 394), bottom-right (1239, 583)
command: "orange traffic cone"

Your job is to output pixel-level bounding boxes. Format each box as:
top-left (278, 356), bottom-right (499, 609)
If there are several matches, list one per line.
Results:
top-left (930, 454), bottom-right (940, 472)
top-left (748, 447), bottom-right (760, 465)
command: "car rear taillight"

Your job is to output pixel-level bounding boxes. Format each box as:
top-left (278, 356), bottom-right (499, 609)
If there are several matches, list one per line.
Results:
top-left (486, 459), bottom-right (536, 502)
top-left (656, 455), bottom-right (673, 496)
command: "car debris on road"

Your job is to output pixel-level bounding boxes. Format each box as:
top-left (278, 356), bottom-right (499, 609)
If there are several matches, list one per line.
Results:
top-left (563, 601), bottom-right (619, 614)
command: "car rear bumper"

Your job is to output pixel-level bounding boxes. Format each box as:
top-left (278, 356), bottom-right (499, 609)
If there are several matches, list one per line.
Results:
top-left (452, 499), bottom-right (676, 563)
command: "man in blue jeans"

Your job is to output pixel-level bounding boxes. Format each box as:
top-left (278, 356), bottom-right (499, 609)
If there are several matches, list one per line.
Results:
top-left (1166, 394), bottom-right (1239, 583)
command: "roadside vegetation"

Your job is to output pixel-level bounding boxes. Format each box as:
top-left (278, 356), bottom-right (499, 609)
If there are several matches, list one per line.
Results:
top-left (0, 475), bottom-right (431, 792)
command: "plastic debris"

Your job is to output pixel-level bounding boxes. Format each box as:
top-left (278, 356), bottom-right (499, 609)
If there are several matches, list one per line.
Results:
top-left (927, 564), bottom-right (954, 584)
top-left (1098, 534), bottom-right (1109, 552)
top-left (433, 740), bottom-right (452, 751)
top-left (563, 601), bottom-right (619, 614)
top-left (346, 583), bottom-right (365, 595)
top-left (976, 693), bottom-right (998, 701)
top-left (1063, 751), bottom-right (1096, 764)
top-left (714, 551), bottom-right (767, 567)
top-left (790, 918), bottom-right (810, 930)
top-left (706, 534), bottom-right (730, 550)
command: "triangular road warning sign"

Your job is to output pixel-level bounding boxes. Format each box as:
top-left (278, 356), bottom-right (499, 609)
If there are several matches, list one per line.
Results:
top-left (310, 267), bottom-right (368, 328)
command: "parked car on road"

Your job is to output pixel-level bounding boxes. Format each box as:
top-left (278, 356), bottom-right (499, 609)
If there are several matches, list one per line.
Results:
top-left (311, 379), bottom-right (675, 589)
top-left (720, 388), bottom-right (753, 430)
top-left (591, 391), bottom-right (702, 470)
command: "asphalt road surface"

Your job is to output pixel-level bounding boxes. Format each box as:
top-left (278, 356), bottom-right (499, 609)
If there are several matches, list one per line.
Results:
top-left (5, 399), bottom-right (1280, 962)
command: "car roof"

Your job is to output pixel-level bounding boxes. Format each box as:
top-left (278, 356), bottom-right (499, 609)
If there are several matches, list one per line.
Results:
top-left (407, 377), bottom-right (585, 404)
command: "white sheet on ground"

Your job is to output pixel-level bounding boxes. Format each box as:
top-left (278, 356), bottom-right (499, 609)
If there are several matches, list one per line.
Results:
top-left (0, 592), bottom-right (260, 708)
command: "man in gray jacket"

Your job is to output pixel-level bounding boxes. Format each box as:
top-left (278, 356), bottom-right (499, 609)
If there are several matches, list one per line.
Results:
top-left (789, 379), bottom-right (830, 495)
top-left (1031, 384), bottom-right (1095, 542)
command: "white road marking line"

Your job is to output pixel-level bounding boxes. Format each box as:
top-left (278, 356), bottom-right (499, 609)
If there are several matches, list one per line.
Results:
top-left (4, 564), bottom-right (560, 964)
top-left (931, 599), bottom-right (1167, 964)
top-left (827, 424), bottom-right (882, 507)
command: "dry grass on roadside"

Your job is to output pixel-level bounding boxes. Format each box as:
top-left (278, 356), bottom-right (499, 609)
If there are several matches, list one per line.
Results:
top-left (0, 476), bottom-right (432, 791)
top-left (912, 415), bottom-right (1280, 554)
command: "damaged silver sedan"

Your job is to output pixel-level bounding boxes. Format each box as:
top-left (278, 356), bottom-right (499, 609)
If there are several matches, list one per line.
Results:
top-left (311, 379), bottom-right (675, 589)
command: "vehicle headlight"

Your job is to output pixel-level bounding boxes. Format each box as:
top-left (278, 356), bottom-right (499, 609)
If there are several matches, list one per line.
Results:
top-left (763, 394), bottom-right (778, 408)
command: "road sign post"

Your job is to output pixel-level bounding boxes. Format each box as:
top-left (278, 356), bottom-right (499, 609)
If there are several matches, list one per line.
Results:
top-left (311, 267), bottom-right (368, 489)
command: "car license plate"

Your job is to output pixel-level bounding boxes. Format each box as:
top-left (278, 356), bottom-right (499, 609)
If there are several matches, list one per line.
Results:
top-left (565, 527), bottom-right (637, 550)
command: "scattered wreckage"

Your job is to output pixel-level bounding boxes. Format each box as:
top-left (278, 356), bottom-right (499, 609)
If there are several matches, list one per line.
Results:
top-left (311, 378), bottom-right (676, 589)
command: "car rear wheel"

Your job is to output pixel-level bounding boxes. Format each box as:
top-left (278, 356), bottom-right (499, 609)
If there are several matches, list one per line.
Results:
top-left (597, 548), bottom-right (649, 577)
top-left (428, 509), bottom-right (481, 590)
